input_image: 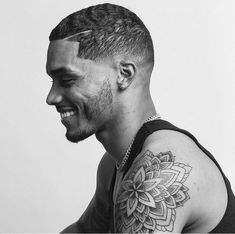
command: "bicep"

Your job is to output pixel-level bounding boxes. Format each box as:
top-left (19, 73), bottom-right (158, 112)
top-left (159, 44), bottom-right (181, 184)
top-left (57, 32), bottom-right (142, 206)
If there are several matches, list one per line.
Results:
top-left (115, 150), bottom-right (192, 233)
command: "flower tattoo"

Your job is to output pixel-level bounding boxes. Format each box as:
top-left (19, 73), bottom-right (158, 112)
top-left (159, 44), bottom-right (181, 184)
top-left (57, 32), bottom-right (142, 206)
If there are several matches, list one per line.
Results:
top-left (115, 150), bottom-right (192, 233)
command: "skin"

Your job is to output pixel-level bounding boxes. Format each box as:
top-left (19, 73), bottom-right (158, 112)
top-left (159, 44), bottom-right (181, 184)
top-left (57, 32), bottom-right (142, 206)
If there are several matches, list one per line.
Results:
top-left (46, 39), bottom-right (156, 164)
top-left (46, 40), bottom-right (114, 142)
top-left (47, 39), bottom-right (228, 233)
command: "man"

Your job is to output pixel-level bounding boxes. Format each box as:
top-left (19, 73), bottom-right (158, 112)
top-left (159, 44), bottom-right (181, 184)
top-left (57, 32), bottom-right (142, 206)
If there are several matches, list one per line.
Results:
top-left (46, 3), bottom-right (235, 233)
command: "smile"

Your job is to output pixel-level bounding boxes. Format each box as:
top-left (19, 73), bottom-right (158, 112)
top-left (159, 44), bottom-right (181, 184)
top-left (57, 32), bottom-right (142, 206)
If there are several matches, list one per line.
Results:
top-left (60, 111), bottom-right (76, 119)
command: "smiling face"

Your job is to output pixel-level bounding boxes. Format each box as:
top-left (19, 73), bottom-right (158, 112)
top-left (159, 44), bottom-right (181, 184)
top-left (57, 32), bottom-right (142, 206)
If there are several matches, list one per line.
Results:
top-left (46, 40), bottom-right (113, 143)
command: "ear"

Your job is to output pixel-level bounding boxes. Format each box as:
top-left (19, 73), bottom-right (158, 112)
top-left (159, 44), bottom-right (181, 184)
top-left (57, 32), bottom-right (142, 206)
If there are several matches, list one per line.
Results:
top-left (117, 61), bottom-right (136, 90)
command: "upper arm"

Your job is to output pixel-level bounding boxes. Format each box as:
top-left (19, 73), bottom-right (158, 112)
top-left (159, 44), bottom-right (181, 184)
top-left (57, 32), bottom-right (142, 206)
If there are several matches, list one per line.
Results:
top-left (114, 131), bottom-right (227, 233)
top-left (115, 149), bottom-right (192, 233)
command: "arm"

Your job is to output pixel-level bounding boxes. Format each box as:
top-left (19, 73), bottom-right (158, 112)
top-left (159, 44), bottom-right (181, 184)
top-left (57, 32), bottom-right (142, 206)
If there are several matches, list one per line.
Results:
top-left (62, 152), bottom-right (116, 233)
top-left (115, 149), bottom-right (192, 233)
top-left (114, 131), bottom-right (228, 232)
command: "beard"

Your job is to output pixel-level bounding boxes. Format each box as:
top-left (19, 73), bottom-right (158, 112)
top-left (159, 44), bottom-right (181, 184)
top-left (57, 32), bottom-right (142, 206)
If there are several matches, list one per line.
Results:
top-left (65, 127), bottom-right (94, 143)
top-left (65, 78), bottom-right (113, 143)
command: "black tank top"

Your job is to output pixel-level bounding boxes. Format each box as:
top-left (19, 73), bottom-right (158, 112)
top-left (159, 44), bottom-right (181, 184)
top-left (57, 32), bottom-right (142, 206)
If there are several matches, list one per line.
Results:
top-left (117, 119), bottom-right (235, 233)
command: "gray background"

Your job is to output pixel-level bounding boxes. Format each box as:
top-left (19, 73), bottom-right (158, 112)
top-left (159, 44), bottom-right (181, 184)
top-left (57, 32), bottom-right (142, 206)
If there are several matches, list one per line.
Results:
top-left (0, 0), bottom-right (235, 232)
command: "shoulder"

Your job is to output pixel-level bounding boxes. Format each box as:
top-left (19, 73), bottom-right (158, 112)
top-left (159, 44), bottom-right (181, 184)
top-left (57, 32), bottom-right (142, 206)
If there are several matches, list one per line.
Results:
top-left (115, 130), bottom-right (227, 232)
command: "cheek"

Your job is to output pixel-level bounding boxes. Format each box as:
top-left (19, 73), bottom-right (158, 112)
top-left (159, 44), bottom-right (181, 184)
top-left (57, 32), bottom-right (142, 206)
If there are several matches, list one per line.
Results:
top-left (68, 87), bottom-right (99, 116)
top-left (68, 86), bottom-right (87, 102)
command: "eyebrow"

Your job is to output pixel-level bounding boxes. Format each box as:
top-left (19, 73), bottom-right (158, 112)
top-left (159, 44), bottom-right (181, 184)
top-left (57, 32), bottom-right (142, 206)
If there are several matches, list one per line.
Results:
top-left (48, 67), bottom-right (74, 77)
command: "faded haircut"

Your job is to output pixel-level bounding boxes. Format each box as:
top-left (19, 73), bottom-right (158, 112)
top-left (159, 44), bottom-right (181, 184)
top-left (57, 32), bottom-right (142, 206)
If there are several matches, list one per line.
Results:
top-left (49, 3), bottom-right (154, 64)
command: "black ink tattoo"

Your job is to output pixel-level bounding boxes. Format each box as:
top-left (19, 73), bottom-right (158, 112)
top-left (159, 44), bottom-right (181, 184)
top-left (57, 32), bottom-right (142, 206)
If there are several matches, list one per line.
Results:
top-left (115, 150), bottom-right (192, 233)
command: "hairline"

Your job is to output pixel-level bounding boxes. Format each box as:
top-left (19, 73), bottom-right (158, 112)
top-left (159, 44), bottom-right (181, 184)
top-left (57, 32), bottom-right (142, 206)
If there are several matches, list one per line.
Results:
top-left (49, 26), bottom-right (154, 67)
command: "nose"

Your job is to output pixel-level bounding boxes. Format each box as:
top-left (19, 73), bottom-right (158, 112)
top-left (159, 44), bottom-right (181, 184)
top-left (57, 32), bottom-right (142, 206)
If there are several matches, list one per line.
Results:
top-left (46, 83), bottom-right (63, 106)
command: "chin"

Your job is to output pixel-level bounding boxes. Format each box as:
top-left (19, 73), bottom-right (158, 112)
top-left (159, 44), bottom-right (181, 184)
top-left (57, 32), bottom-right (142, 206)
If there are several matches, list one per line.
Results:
top-left (65, 129), bottom-right (94, 143)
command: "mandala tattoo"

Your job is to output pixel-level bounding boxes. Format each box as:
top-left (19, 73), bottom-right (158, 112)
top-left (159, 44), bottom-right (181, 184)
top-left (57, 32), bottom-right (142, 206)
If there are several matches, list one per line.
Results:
top-left (115, 150), bottom-right (192, 233)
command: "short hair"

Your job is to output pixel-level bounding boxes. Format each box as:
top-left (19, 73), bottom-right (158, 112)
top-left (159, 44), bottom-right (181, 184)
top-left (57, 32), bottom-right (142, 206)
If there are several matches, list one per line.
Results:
top-left (49, 3), bottom-right (154, 64)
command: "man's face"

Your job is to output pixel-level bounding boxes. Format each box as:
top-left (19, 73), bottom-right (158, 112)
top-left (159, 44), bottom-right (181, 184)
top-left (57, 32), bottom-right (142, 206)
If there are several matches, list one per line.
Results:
top-left (46, 40), bottom-right (113, 143)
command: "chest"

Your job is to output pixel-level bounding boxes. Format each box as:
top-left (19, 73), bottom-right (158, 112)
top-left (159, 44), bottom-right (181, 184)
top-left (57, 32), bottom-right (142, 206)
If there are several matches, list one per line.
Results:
top-left (112, 169), bottom-right (124, 205)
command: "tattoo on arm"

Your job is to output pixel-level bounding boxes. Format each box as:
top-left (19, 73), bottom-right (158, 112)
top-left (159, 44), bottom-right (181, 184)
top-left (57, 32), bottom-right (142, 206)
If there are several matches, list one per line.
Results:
top-left (115, 150), bottom-right (192, 233)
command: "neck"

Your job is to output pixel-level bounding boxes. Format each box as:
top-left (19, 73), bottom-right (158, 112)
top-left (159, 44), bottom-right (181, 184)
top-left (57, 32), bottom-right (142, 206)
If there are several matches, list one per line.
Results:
top-left (95, 97), bottom-right (157, 165)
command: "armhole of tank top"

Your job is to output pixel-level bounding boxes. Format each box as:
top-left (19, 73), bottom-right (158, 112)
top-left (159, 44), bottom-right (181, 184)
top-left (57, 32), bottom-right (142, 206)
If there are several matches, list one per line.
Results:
top-left (133, 119), bottom-right (230, 232)
top-left (174, 129), bottom-right (229, 233)
top-left (147, 121), bottom-right (230, 233)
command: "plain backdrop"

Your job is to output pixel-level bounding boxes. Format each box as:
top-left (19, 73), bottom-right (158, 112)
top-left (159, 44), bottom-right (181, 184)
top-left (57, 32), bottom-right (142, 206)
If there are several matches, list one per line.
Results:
top-left (0, 0), bottom-right (235, 232)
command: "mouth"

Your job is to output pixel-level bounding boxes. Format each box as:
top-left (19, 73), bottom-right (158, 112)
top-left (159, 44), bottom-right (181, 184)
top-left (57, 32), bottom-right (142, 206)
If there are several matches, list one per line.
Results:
top-left (60, 110), bottom-right (77, 120)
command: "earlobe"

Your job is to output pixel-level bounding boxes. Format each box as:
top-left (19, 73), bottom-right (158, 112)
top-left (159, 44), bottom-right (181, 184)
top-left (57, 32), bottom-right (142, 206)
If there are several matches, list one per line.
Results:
top-left (117, 61), bottom-right (136, 90)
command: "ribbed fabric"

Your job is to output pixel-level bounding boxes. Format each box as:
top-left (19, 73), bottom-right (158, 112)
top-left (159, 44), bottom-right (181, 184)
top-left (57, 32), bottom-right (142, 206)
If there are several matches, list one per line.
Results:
top-left (121, 119), bottom-right (235, 233)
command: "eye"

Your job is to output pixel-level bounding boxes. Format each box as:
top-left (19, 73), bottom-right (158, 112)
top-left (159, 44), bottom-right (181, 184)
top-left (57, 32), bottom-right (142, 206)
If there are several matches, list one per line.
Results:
top-left (61, 79), bottom-right (75, 87)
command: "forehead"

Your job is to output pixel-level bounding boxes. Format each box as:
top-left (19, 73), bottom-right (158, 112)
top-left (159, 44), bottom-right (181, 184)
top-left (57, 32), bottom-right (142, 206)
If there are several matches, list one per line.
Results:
top-left (46, 40), bottom-right (80, 75)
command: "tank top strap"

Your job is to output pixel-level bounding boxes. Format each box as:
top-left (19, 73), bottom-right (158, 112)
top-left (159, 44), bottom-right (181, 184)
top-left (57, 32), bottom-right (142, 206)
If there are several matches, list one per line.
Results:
top-left (123, 119), bottom-right (169, 174)
top-left (120, 119), bottom-right (235, 232)
top-left (123, 119), bottom-right (221, 177)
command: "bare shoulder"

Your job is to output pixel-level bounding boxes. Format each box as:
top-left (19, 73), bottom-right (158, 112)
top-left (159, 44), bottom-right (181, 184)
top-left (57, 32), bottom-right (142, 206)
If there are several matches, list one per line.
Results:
top-left (115, 130), bottom-right (227, 233)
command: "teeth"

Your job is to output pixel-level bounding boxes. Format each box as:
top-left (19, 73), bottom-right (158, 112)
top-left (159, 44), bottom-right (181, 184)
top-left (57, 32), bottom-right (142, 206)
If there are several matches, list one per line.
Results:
top-left (60, 111), bottom-right (76, 119)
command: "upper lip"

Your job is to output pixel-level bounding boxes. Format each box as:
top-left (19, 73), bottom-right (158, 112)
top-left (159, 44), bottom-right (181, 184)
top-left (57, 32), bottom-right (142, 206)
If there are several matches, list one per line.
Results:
top-left (56, 106), bottom-right (77, 113)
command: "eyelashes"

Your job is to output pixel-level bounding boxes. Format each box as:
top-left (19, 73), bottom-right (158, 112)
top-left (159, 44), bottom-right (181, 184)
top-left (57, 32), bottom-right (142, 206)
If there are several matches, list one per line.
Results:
top-left (60, 79), bottom-right (75, 87)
